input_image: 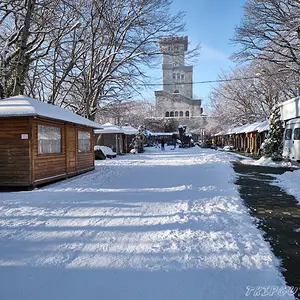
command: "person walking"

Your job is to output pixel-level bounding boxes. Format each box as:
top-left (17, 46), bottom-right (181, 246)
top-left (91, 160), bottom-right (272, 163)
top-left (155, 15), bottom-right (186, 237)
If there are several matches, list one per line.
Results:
top-left (161, 138), bottom-right (165, 151)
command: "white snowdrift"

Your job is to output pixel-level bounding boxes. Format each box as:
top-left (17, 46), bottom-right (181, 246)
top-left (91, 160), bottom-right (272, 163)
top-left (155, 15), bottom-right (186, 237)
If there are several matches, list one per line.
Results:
top-left (274, 168), bottom-right (300, 204)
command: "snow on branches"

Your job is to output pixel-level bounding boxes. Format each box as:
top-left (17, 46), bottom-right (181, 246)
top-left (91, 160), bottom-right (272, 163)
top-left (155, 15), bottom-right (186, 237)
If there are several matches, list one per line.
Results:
top-left (262, 105), bottom-right (284, 161)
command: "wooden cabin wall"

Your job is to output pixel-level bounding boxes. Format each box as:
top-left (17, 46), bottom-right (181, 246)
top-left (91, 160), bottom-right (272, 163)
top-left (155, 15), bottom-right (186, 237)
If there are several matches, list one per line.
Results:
top-left (0, 117), bottom-right (31, 186)
top-left (31, 118), bottom-right (67, 184)
top-left (76, 126), bottom-right (94, 172)
top-left (0, 117), bottom-right (94, 187)
top-left (32, 119), bottom-right (95, 185)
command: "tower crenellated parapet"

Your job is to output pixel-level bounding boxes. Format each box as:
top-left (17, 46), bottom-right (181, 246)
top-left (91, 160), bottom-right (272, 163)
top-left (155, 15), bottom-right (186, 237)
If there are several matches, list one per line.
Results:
top-left (159, 36), bottom-right (188, 52)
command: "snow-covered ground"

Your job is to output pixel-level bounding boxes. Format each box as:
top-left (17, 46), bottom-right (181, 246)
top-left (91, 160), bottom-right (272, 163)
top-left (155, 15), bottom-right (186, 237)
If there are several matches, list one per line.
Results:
top-left (274, 169), bottom-right (300, 204)
top-left (0, 147), bottom-right (294, 299)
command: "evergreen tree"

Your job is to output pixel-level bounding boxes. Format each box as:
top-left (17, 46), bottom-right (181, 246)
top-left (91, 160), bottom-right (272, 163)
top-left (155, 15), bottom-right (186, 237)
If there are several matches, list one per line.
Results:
top-left (131, 125), bottom-right (148, 153)
top-left (262, 106), bottom-right (284, 161)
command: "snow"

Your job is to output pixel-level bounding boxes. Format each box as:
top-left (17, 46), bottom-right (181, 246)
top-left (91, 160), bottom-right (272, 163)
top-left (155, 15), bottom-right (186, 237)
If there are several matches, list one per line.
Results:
top-left (239, 156), bottom-right (300, 169)
top-left (225, 120), bottom-right (269, 135)
top-left (94, 123), bottom-right (123, 134)
top-left (0, 95), bottom-right (102, 128)
top-left (95, 123), bottom-right (138, 135)
top-left (0, 147), bottom-right (293, 300)
top-left (152, 132), bottom-right (173, 136)
top-left (94, 145), bottom-right (117, 156)
top-left (121, 125), bottom-right (138, 135)
top-left (253, 120), bottom-right (269, 133)
top-left (273, 169), bottom-right (300, 204)
top-left (240, 156), bottom-right (293, 167)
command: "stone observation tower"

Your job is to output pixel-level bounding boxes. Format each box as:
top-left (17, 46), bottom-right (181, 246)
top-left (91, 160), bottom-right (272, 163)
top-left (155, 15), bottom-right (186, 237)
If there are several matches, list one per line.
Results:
top-left (155, 36), bottom-right (202, 118)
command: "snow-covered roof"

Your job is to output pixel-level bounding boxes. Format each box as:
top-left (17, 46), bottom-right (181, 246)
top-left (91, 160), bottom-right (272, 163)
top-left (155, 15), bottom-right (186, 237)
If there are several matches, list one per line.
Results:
top-left (151, 132), bottom-right (173, 136)
top-left (94, 123), bottom-right (123, 134)
top-left (121, 125), bottom-right (138, 135)
top-left (0, 95), bottom-right (102, 128)
top-left (223, 120), bottom-right (269, 135)
top-left (145, 130), bottom-right (154, 136)
top-left (94, 123), bottom-right (138, 135)
top-left (255, 120), bottom-right (269, 132)
top-left (214, 131), bottom-right (225, 136)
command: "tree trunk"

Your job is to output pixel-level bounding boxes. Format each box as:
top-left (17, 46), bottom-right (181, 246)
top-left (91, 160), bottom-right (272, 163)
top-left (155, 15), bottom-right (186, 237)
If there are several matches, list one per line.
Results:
top-left (13, 0), bottom-right (35, 96)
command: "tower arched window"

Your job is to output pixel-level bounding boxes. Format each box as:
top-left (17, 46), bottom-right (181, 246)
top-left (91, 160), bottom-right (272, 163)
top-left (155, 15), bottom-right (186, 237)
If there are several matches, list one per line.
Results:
top-left (185, 111), bottom-right (189, 117)
top-left (170, 111), bottom-right (174, 117)
top-left (174, 90), bottom-right (179, 94)
top-left (180, 111), bottom-right (183, 117)
top-left (165, 111), bottom-right (169, 117)
top-left (175, 111), bottom-right (178, 117)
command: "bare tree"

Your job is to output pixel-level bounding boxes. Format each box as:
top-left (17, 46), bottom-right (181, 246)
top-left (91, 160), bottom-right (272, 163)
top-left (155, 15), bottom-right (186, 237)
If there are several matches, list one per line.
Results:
top-left (208, 61), bottom-right (299, 130)
top-left (62, 0), bottom-right (187, 120)
top-left (232, 0), bottom-right (300, 74)
top-left (97, 99), bottom-right (155, 127)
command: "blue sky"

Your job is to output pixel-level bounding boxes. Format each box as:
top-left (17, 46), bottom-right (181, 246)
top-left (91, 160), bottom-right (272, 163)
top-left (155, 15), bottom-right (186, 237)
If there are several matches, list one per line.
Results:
top-left (140, 0), bottom-right (246, 107)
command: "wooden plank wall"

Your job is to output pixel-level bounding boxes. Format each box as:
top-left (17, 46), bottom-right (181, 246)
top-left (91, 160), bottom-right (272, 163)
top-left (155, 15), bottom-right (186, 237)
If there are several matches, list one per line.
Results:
top-left (31, 118), bottom-right (67, 183)
top-left (32, 119), bottom-right (94, 185)
top-left (0, 117), bottom-right (31, 186)
top-left (77, 126), bottom-right (94, 172)
top-left (0, 117), bottom-right (95, 187)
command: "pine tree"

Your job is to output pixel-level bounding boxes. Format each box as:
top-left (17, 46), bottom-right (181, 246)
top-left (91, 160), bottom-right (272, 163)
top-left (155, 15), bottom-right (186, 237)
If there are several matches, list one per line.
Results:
top-left (262, 106), bottom-right (284, 161)
top-left (131, 125), bottom-right (148, 153)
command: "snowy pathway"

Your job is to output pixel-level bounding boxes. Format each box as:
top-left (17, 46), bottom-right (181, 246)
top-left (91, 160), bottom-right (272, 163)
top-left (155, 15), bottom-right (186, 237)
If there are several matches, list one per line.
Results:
top-left (0, 147), bottom-right (294, 299)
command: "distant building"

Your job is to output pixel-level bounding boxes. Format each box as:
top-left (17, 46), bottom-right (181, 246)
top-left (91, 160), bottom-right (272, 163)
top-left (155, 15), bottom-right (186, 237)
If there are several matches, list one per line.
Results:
top-left (155, 36), bottom-right (202, 118)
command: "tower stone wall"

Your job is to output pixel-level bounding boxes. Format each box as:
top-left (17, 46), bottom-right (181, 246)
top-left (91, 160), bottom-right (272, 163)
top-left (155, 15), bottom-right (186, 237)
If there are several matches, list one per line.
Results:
top-left (155, 36), bottom-right (202, 119)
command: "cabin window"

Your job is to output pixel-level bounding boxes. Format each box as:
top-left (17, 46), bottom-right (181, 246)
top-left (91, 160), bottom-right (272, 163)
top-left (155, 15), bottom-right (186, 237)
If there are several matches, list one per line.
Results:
top-left (78, 131), bottom-right (91, 152)
top-left (285, 129), bottom-right (292, 140)
top-left (294, 128), bottom-right (300, 140)
top-left (38, 125), bottom-right (62, 154)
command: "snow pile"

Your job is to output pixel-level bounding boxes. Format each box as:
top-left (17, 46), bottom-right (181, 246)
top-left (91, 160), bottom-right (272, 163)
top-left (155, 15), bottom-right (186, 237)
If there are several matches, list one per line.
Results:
top-left (240, 156), bottom-right (294, 168)
top-left (274, 169), bottom-right (300, 204)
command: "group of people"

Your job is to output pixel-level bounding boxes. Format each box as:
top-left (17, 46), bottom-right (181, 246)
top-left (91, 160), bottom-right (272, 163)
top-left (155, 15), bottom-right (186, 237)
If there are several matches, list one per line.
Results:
top-left (155, 139), bottom-right (165, 150)
top-left (154, 138), bottom-right (177, 151)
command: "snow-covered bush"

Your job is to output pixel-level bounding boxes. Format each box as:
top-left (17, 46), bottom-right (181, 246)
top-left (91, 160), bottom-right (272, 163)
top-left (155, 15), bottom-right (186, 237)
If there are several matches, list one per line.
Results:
top-left (262, 106), bottom-right (284, 161)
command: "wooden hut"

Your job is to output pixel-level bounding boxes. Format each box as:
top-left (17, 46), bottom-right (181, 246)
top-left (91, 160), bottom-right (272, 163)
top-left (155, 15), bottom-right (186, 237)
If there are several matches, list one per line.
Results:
top-left (94, 123), bottom-right (125, 154)
top-left (121, 125), bottom-right (138, 153)
top-left (215, 121), bottom-right (269, 154)
top-left (0, 95), bottom-right (102, 188)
